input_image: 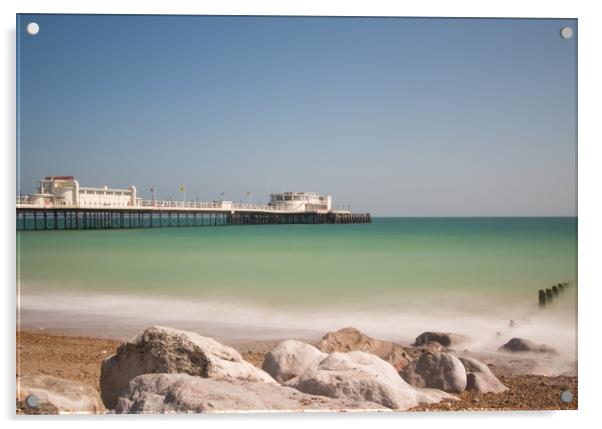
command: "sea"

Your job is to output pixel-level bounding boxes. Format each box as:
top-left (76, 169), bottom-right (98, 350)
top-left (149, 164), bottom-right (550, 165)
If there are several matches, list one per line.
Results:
top-left (17, 217), bottom-right (577, 357)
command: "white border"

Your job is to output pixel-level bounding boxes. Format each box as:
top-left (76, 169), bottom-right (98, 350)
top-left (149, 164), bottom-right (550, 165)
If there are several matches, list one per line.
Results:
top-left (2, 1), bottom-right (601, 428)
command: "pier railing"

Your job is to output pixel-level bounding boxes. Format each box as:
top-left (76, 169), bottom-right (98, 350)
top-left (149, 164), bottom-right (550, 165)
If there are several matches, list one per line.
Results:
top-left (139, 200), bottom-right (223, 209)
top-left (17, 198), bottom-right (312, 213)
top-left (231, 203), bottom-right (273, 211)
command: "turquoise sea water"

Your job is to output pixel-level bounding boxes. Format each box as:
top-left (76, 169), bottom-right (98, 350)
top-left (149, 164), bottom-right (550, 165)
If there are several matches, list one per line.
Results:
top-left (17, 217), bottom-right (577, 308)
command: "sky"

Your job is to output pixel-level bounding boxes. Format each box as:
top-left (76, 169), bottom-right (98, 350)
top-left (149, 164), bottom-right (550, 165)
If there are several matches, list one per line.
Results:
top-left (17, 15), bottom-right (577, 216)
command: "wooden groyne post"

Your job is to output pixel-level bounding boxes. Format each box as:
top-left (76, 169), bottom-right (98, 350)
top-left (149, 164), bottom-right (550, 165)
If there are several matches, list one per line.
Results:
top-left (538, 289), bottom-right (546, 307)
top-left (539, 281), bottom-right (573, 308)
top-left (545, 288), bottom-right (553, 303)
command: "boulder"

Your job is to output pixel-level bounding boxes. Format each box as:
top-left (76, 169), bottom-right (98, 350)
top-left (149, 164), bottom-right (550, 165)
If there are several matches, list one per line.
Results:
top-left (459, 357), bottom-right (507, 393)
top-left (414, 332), bottom-right (467, 349)
top-left (401, 352), bottom-right (467, 393)
top-left (114, 373), bottom-right (386, 413)
top-left (498, 338), bottom-right (557, 354)
top-left (17, 375), bottom-right (105, 414)
top-left (100, 326), bottom-right (275, 409)
top-left (316, 327), bottom-right (411, 370)
top-left (285, 351), bottom-right (453, 410)
top-left (262, 340), bottom-right (327, 383)
top-left (414, 341), bottom-right (444, 353)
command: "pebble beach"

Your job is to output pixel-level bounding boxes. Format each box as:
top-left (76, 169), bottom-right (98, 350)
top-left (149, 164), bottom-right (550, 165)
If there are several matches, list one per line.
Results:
top-left (16, 327), bottom-right (577, 414)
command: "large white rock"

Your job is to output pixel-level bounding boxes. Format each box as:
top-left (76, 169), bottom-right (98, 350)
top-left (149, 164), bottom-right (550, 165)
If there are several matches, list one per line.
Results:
top-left (114, 373), bottom-right (387, 413)
top-left (317, 327), bottom-right (412, 370)
top-left (100, 326), bottom-right (275, 409)
top-left (17, 375), bottom-right (105, 414)
top-left (401, 352), bottom-right (467, 393)
top-left (262, 340), bottom-right (327, 383)
top-left (284, 351), bottom-right (453, 410)
top-left (459, 357), bottom-right (507, 394)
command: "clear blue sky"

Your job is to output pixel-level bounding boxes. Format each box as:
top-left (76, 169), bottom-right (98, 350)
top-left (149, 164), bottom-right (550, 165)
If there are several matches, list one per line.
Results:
top-left (17, 15), bottom-right (576, 216)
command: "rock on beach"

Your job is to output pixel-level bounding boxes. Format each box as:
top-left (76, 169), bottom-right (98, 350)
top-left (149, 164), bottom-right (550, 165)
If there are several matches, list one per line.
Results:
top-left (459, 357), bottom-right (507, 394)
top-left (285, 351), bottom-right (453, 410)
top-left (498, 338), bottom-right (557, 354)
top-left (401, 351), bottom-right (467, 394)
top-left (414, 332), bottom-right (468, 349)
top-left (114, 373), bottom-right (387, 413)
top-left (316, 327), bottom-right (412, 370)
top-left (17, 375), bottom-right (105, 414)
top-left (261, 340), bottom-right (327, 383)
top-left (100, 326), bottom-right (275, 409)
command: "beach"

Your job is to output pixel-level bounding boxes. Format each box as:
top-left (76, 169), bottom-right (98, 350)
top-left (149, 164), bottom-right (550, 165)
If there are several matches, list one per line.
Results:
top-left (16, 329), bottom-right (577, 413)
top-left (16, 218), bottom-right (578, 413)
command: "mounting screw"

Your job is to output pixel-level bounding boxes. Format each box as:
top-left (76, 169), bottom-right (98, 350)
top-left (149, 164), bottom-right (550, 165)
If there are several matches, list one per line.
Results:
top-left (560, 26), bottom-right (573, 40)
top-left (560, 390), bottom-right (573, 403)
top-left (25, 394), bottom-right (39, 408)
top-left (26, 22), bottom-right (40, 36)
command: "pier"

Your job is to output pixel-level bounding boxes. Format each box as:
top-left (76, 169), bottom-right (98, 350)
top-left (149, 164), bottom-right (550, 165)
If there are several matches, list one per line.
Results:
top-left (16, 205), bottom-right (371, 230)
top-left (16, 177), bottom-right (371, 230)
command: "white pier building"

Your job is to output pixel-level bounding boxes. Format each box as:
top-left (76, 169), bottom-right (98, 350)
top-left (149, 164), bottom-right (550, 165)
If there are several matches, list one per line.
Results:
top-left (19, 177), bottom-right (341, 213)
top-left (27, 176), bottom-right (137, 208)
top-left (268, 192), bottom-right (332, 213)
